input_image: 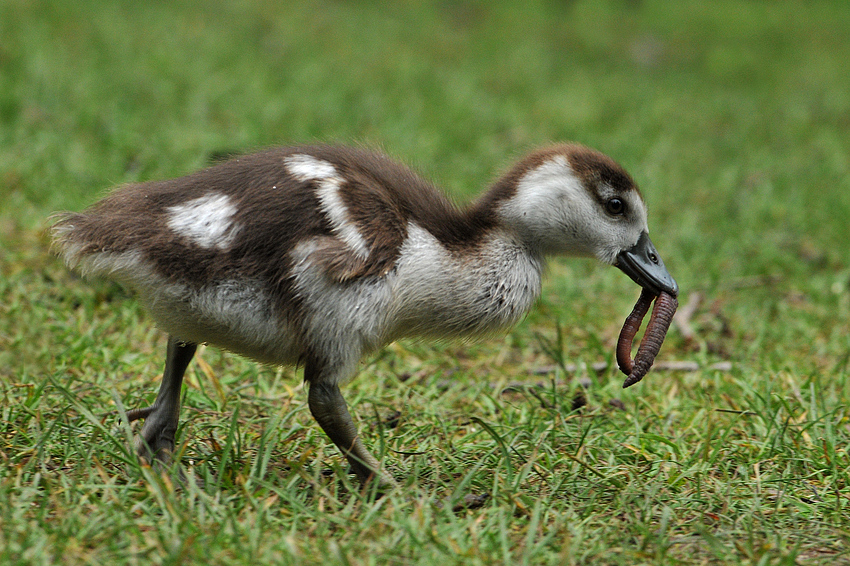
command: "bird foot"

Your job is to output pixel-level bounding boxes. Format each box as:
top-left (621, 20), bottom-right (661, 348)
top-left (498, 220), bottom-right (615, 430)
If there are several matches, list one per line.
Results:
top-left (124, 404), bottom-right (179, 466)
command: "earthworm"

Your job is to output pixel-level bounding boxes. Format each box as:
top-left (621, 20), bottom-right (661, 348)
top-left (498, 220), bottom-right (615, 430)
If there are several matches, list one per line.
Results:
top-left (617, 290), bottom-right (679, 388)
top-left (616, 288), bottom-right (654, 376)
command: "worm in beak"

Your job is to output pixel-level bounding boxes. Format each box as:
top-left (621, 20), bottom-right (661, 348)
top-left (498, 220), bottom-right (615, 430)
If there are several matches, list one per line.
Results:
top-left (616, 289), bottom-right (679, 388)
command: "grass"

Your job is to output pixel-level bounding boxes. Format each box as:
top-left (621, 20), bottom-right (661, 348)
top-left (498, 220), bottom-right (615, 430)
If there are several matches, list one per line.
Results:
top-left (2, 0), bottom-right (850, 563)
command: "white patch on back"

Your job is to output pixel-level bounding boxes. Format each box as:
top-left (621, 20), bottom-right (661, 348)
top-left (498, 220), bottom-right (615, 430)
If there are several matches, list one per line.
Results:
top-left (284, 154), bottom-right (370, 259)
top-left (167, 193), bottom-right (240, 249)
top-left (283, 154), bottom-right (338, 182)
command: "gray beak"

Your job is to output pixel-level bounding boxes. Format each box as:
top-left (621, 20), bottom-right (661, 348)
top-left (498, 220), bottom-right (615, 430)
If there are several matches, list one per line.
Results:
top-left (616, 232), bottom-right (679, 297)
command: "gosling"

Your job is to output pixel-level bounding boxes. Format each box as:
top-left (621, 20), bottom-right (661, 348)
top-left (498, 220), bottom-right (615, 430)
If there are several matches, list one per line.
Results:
top-left (52, 143), bottom-right (678, 486)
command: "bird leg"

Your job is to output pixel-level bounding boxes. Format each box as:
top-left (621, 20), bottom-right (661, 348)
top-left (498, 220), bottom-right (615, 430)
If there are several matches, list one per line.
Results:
top-left (307, 378), bottom-right (396, 488)
top-left (126, 336), bottom-right (197, 465)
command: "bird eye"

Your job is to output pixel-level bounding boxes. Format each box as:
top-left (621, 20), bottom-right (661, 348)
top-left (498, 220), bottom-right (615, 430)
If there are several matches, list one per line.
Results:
top-left (606, 198), bottom-right (625, 216)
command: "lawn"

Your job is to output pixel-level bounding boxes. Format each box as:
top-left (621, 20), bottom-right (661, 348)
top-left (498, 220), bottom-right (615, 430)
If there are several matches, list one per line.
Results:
top-left (2, 0), bottom-right (850, 564)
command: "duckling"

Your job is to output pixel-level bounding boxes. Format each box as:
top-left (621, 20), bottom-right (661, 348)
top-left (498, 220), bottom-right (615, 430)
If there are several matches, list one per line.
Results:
top-left (52, 143), bottom-right (677, 486)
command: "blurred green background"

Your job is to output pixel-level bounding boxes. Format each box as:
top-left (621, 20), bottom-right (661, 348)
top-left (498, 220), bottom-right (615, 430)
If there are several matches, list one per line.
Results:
top-left (2, 0), bottom-right (849, 564)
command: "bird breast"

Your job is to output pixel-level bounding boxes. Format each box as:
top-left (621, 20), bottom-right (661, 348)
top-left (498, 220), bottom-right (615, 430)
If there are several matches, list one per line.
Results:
top-left (382, 224), bottom-right (544, 340)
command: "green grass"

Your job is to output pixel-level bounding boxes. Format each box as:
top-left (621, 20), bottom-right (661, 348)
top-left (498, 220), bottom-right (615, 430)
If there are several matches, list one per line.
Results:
top-left (2, 0), bottom-right (850, 563)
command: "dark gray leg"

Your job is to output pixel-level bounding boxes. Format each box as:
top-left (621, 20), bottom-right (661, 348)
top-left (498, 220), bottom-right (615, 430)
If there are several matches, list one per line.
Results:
top-left (127, 336), bottom-right (197, 465)
top-left (307, 375), bottom-right (396, 487)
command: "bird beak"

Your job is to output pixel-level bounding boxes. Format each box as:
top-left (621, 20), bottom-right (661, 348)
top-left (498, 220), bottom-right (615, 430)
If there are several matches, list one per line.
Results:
top-left (616, 232), bottom-right (679, 297)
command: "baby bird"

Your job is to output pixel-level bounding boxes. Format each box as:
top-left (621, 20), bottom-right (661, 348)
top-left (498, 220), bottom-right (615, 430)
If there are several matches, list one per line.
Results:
top-left (52, 143), bottom-right (677, 486)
